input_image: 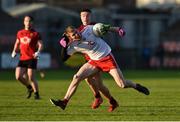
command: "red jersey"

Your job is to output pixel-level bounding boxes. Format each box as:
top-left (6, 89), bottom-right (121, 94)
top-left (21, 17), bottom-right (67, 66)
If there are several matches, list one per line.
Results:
top-left (78, 22), bottom-right (96, 61)
top-left (77, 22), bottom-right (96, 32)
top-left (17, 29), bottom-right (41, 60)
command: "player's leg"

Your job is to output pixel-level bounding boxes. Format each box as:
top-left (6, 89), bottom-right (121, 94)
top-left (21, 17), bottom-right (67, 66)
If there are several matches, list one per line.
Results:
top-left (15, 67), bottom-right (33, 98)
top-left (109, 67), bottom-right (150, 95)
top-left (27, 68), bottom-right (39, 93)
top-left (64, 63), bottom-right (99, 101)
top-left (50, 62), bottom-right (99, 110)
top-left (93, 72), bottom-right (111, 99)
top-left (83, 63), bottom-right (103, 109)
top-left (15, 67), bottom-right (28, 86)
top-left (27, 68), bottom-right (40, 99)
top-left (93, 72), bottom-right (119, 112)
top-left (85, 77), bottom-right (101, 98)
top-left (109, 68), bottom-right (134, 88)
top-left (22, 72), bottom-right (34, 99)
top-left (86, 76), bottom-right (103, 109)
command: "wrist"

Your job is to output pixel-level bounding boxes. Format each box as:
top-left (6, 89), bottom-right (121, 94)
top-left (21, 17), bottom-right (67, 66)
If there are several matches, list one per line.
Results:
top-left (118, 27), bottom-right (125, 37)
top-left (11, 51), bottom-right (17, 58)
top-left (36, 51), bottom-right (40, 54)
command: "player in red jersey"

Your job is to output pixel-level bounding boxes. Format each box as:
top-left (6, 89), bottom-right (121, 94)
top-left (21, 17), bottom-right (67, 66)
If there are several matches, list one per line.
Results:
top-left (77, 9), bottom-right (116, 110)
top-left (11, 15), bottom-right (43, 99)
top-left (78, 9), bottom-right (124, 110)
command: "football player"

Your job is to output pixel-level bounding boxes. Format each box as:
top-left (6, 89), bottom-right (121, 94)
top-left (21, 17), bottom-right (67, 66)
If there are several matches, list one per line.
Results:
top-left (50, 25), bottom-right (150, 112)
top-left (11, 15), bottom-right (43, 99)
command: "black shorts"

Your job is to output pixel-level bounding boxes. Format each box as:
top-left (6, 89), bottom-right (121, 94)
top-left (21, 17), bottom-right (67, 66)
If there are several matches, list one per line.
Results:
top-left (17, 59), bottom-right (37, 69)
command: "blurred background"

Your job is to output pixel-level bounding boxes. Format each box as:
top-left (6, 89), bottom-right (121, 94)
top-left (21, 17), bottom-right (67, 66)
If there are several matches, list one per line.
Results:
top-left (0, 0), bottom-right (180, 70)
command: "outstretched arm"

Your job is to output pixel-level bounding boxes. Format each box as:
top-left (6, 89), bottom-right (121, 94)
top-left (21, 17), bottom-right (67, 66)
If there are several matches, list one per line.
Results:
top-left (95, 23), bottom-right (126, 37)
top-left (109, 26), bottom-right (126, 37)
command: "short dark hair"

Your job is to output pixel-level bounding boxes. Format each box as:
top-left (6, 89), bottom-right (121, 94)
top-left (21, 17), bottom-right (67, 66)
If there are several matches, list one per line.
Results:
top-left (24, 15), bottom-right (34, 22)
top-left (64, 26), bottom-right (75, 34)
top-left (80, 8), bottom-right (92, 13)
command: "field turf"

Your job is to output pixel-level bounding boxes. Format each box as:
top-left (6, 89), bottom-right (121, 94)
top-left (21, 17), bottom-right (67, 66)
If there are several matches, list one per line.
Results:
top-left (0, 69), bottom-right (180, 121)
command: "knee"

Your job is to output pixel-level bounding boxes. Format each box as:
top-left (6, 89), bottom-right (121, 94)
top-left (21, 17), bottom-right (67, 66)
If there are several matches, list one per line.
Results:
top-left (86, 77), bottom-right (95, 84)
top-left (73, 74), bottom-right (82, 81)
top-left (72, 74), bottom-right (84, 86)
top-left (118, 81), bottom-right (126, 88)
top-left (15, 75), bottom-right (22, 81)
top-left (28, 77), bottom-right (35, 82)
top-left (15, 76), bottom-right (20, 81)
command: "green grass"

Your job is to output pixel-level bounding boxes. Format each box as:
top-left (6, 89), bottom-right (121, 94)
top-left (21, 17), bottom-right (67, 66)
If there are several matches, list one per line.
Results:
top-left (0, 70), bottom-right (180, 121)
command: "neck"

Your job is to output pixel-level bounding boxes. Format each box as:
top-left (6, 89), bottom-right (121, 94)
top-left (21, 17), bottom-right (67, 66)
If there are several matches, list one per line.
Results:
top-left (25, 27), bottom-right (32, 30)
top-left (83, 22), bottom-right (90, 26)
top-left (25, 28), bottom-right (29, 30)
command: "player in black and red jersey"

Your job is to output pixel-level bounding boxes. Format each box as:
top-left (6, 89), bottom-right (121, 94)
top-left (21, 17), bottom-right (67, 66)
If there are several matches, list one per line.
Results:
top-left (11, 15), bottom-right (43, 99)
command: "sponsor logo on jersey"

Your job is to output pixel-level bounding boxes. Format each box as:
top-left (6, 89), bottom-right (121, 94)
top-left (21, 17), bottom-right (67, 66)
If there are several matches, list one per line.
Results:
top-left (20, 36), bottom-right (31, 44)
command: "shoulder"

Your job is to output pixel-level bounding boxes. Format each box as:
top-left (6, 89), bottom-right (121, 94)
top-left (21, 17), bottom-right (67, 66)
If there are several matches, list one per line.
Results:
top-left (78, 22), bottom-right (96, 32)
top-left (17, 29), bottom-right (24, 34)
top-left (83, 25), bottom-right (93, 33)
top-left (31, 29), bottom-right (41, 38)
top-left (17, 29), bottom-right (25, 37)
top-left (78, 25), bottom-right (85, 32)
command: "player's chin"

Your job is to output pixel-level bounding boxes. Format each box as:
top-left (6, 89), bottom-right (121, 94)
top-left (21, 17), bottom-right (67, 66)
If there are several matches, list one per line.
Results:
top-left (74, 36), bottom-right (81, 41)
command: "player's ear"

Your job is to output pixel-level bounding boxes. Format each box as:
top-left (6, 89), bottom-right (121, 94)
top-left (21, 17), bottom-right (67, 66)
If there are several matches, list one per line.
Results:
top-left (63, 33), bottom-right (70, 44)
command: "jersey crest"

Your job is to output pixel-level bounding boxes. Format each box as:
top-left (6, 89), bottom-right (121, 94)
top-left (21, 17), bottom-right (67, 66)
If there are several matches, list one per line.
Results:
top-left (20, 36), bottom-right (31, 44)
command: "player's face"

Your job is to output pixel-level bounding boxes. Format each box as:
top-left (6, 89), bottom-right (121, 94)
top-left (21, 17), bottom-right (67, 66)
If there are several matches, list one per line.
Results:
top-left (80, 12), bottom-right (91, 25)
top-left (68, 29), bottom-right (81, 41)
top-left (24, 16), bottom-right (33, 29)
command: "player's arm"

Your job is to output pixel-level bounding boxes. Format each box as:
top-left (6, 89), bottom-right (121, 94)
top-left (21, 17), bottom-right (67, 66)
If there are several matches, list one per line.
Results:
top-left (61, 41), bottom-right (82, 62)
top-left (59, 34), bottom-right (72, 62)
top-left (34, 38), bottom-right (43, 59)
top-left (109, 26), bottom-right (126, 37)
top-left (97, 23), bottom-right (126, 37)
top-left (11, 38), bottom-right (20, 58)
top-left (37, 39), bottom-right (43, 52)
top-left (34, 33), bottom-right (43, 59)
top-left (61, 47), bottom-right (70, 62)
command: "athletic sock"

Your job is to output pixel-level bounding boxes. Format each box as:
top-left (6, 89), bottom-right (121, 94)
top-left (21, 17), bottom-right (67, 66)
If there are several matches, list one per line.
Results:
top-left (27, 85), bottom-right (32, 89)
top-left (63, 99), bottom-right (69, 104)
top-left (34, 92), bottom-right (39, 96)
top-left (109, 97), bottom-right (117, 105)
top-left (95, 92), bottom-right (101, 98)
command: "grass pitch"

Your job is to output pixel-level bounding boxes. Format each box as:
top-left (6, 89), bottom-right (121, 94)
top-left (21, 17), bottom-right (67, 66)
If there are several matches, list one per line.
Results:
top-left (0, 69), bottom-right (180, 121)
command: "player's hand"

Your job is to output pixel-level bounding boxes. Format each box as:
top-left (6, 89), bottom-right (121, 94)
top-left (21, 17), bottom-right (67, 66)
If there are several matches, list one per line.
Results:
top-left (59, 37), bottom-right (67, 48)
top-left (11, 51), bottom-right (16, 58)
top-left (100, 24), bottom-right (111, 35)
top-left (34, 51), bottom-right (40, 59)
top-left (118, 28), bottom-right (126, 37)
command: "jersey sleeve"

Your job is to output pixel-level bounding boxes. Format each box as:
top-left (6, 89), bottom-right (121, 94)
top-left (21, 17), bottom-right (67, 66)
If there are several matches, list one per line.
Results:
top-left (16, 31), bottom-right (20, 40)
top-left (67, 44), bottom-right (76, 55)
